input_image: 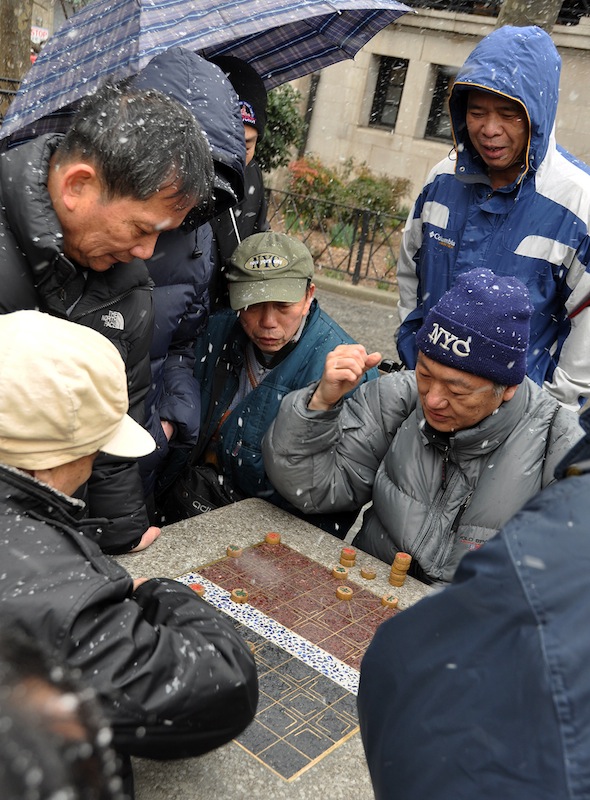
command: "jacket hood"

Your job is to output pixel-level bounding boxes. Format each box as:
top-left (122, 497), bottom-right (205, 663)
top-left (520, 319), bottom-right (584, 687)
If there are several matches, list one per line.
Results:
top-left (449, 25), bottom-right (561, 182)
top-left (131, 47), bottom-right (246, 217)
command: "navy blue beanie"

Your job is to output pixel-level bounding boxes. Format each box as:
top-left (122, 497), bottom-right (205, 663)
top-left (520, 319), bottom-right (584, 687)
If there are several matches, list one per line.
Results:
top-left (415, 269), bottom-right (532, 385)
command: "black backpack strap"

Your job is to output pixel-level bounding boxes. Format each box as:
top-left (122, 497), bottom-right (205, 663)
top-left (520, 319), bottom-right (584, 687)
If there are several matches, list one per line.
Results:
top-left (189, 360), bottom-right (232, 467)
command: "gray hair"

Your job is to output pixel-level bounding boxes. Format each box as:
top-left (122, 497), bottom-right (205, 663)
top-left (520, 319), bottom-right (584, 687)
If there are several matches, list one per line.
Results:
top-left (54, 80), bottom-right (214, 217)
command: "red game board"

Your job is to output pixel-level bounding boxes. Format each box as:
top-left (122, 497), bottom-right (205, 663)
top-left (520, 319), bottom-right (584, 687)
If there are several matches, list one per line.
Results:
top-left (199, 541), bottom-right (399, 671)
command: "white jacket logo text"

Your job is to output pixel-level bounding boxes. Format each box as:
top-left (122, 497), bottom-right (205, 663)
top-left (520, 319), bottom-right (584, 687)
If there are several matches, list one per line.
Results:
top-left (101, 310), bottom-right (125, 331)
top-left (427, 323), bottom-right (471, 357)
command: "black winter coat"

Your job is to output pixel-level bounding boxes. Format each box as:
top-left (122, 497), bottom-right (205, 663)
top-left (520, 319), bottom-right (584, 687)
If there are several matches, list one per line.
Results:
top-left (139, 224), bottom-right (214, 497)
top-left (211, 160), bottom-right (268, 266)
top-left (0, 465), bottom-right (258, 759)
top-left (132, 48), bottom-right (247, 498)
top-left (210, 160), bottom-right (269, 309)
top-left (0, 134), bottom-right (155, 553)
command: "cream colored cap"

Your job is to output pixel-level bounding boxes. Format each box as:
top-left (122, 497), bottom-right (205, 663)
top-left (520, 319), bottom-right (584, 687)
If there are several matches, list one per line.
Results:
top-left (0, 311), bottom-right (155, 470)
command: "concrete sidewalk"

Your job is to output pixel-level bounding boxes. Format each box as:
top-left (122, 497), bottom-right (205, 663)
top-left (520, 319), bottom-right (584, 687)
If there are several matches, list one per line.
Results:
top-left (313, 273), bottom-right (398, 307)
top-left (313, 274), bottom-right (400, 363)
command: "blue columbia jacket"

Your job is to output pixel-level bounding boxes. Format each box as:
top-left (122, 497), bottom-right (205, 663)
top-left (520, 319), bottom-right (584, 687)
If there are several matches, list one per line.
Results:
top-left (397, 26), bottom-right (590, 410)
top-left (188, 300), bottom-right (378, 536)
top-left (358, 405), bottom-right (590, 799)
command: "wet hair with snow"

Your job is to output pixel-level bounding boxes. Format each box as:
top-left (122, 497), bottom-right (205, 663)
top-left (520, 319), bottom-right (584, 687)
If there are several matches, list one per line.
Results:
top-left (54, 79), bottom-right (214, 217)
top-left (0, 625), bottom-right (124, 800)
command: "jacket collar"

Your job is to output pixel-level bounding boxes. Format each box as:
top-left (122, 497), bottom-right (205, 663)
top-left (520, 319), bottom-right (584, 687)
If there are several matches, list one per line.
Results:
top-left (0, 464), bottom-right (111, 546)
top-left (0, 464), bottom-right (85, 520)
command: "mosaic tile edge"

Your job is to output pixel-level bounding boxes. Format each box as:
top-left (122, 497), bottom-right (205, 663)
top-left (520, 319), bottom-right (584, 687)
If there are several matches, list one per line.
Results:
top-left (177, 572), bottom-right (360, 696)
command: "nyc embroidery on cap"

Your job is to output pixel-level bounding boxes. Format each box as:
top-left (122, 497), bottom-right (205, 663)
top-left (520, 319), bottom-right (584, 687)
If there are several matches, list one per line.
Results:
top-left (244, 253), bottom-right (289, 272)
top-left (427, 322), bottom-right (471, 357)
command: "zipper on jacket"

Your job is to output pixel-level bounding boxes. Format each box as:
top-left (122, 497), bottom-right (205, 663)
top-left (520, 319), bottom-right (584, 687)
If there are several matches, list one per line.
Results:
top-left (441, 446), bottom-right (449, 489)
top-left (70, 286), bottom-right (148, 321)
top-left (413, 457), bottom-right (459, 559)
top-left (451, 491), bottom-right (473, 533)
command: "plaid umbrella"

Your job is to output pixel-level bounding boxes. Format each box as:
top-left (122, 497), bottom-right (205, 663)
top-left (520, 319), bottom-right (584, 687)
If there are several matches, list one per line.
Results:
top-left (0, 0), bottom-right (411, 141)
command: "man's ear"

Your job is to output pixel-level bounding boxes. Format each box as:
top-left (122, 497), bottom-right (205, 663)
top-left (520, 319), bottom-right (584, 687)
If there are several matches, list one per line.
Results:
top-left (303, 282), bottom-right (316, 313)
top-left (59, 163), bottom-right (98, 212)
top-left (502, 385), bottom-right (519, 402)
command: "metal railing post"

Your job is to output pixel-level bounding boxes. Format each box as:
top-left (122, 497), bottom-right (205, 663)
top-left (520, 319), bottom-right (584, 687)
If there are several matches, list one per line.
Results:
top-left (352, 210), bottom-right (370, 285)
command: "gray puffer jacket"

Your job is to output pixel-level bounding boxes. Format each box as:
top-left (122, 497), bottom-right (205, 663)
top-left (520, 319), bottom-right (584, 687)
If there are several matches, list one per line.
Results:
top-left (263, 372), bottom-right (583, 583)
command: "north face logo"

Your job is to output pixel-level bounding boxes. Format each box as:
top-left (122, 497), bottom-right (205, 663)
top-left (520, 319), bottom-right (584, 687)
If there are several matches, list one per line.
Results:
top-left (101, 310), bottom-right (124, 331)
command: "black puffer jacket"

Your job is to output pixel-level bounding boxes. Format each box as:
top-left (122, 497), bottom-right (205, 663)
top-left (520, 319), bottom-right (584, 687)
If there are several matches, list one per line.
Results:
top-left (210, 159), bottom-right (269, 309)
top-left (211, 159), bottom-right (268, 266)
top-left (130, 49), bottom-right (247, 498)
top-left (0, 465), bottom-right (258, 758)
top-left (0, 134), bottom-right (154, 552)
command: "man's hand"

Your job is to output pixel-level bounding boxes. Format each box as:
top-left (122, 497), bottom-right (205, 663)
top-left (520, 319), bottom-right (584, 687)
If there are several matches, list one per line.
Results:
top-left (133, 577), bottom-right (149, 591)
top-left (129, 526), bottom-right (161, 553)
top-left (161, 420), bottom-right (175, 441)
top-left (308, 344), bottom-right (381, 411)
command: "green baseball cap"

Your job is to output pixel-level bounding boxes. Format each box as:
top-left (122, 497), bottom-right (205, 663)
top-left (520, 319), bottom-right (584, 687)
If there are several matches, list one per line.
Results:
top-left (227, 232), bottom-right (314, 310)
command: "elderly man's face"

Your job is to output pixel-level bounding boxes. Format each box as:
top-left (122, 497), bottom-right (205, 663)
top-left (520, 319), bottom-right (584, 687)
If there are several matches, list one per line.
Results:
top-left (238, 287), bottom-right (315, 354)
top-left (60, 180), bottom-right (194, 272)
top-left (465, 90), bottom-right (528, 189)
top-left (416, 352), bottom-right (517, 433)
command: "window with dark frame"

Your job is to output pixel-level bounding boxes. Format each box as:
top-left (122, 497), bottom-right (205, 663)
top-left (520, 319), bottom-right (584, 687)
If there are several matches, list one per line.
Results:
top-left (369, 56), bottom-right (409, 130)
top-left (425, 65), bottom-right (457, 142)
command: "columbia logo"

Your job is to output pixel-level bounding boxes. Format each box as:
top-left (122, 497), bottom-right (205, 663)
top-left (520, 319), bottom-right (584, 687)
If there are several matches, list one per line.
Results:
top-left (101, 310), bottom-right (124, 330)
top-left (429, 230), bottom-right (456, 249)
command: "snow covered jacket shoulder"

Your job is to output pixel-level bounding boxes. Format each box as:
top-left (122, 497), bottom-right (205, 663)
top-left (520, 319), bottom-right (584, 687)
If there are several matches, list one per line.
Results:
top-left (0, 465), bottom-right (257, 759)
top-left (358, 407), bottom-right (590, 800)
top-left (189, 300), bottom-right (379, 534)
top-left (0, 134), bottom-right (154, 553)
top-left (397, 25), bottom-right (590, 410)
top-left (262, 371), bottom-right (583, 583)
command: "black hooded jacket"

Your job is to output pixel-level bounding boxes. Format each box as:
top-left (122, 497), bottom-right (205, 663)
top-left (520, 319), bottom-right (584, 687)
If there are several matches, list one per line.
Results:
top-left (0, 134), bottom-right (155, 552)
top-left (0, 464), bottom-right (258, 759)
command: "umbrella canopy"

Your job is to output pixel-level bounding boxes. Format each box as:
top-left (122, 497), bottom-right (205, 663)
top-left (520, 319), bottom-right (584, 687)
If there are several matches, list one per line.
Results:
top-left (0, 0), bottom-right (411, 141)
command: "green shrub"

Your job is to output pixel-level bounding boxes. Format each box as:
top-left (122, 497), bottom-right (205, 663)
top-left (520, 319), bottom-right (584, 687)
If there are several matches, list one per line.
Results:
top-left (330, 221), bottom-right (356, 248)
top-left (287, 155), bottom-right (410, 225)
top-left (287, 155), bottom-right (344, 227)
top-left (342, 165), bottom-right (411, 215)
top-left (256, 85), bottom-right (306, 173)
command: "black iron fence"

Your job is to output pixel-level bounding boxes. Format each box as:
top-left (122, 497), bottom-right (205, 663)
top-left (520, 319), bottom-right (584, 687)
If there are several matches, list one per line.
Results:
top-left (266, 188), bottom-right (407, 291)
